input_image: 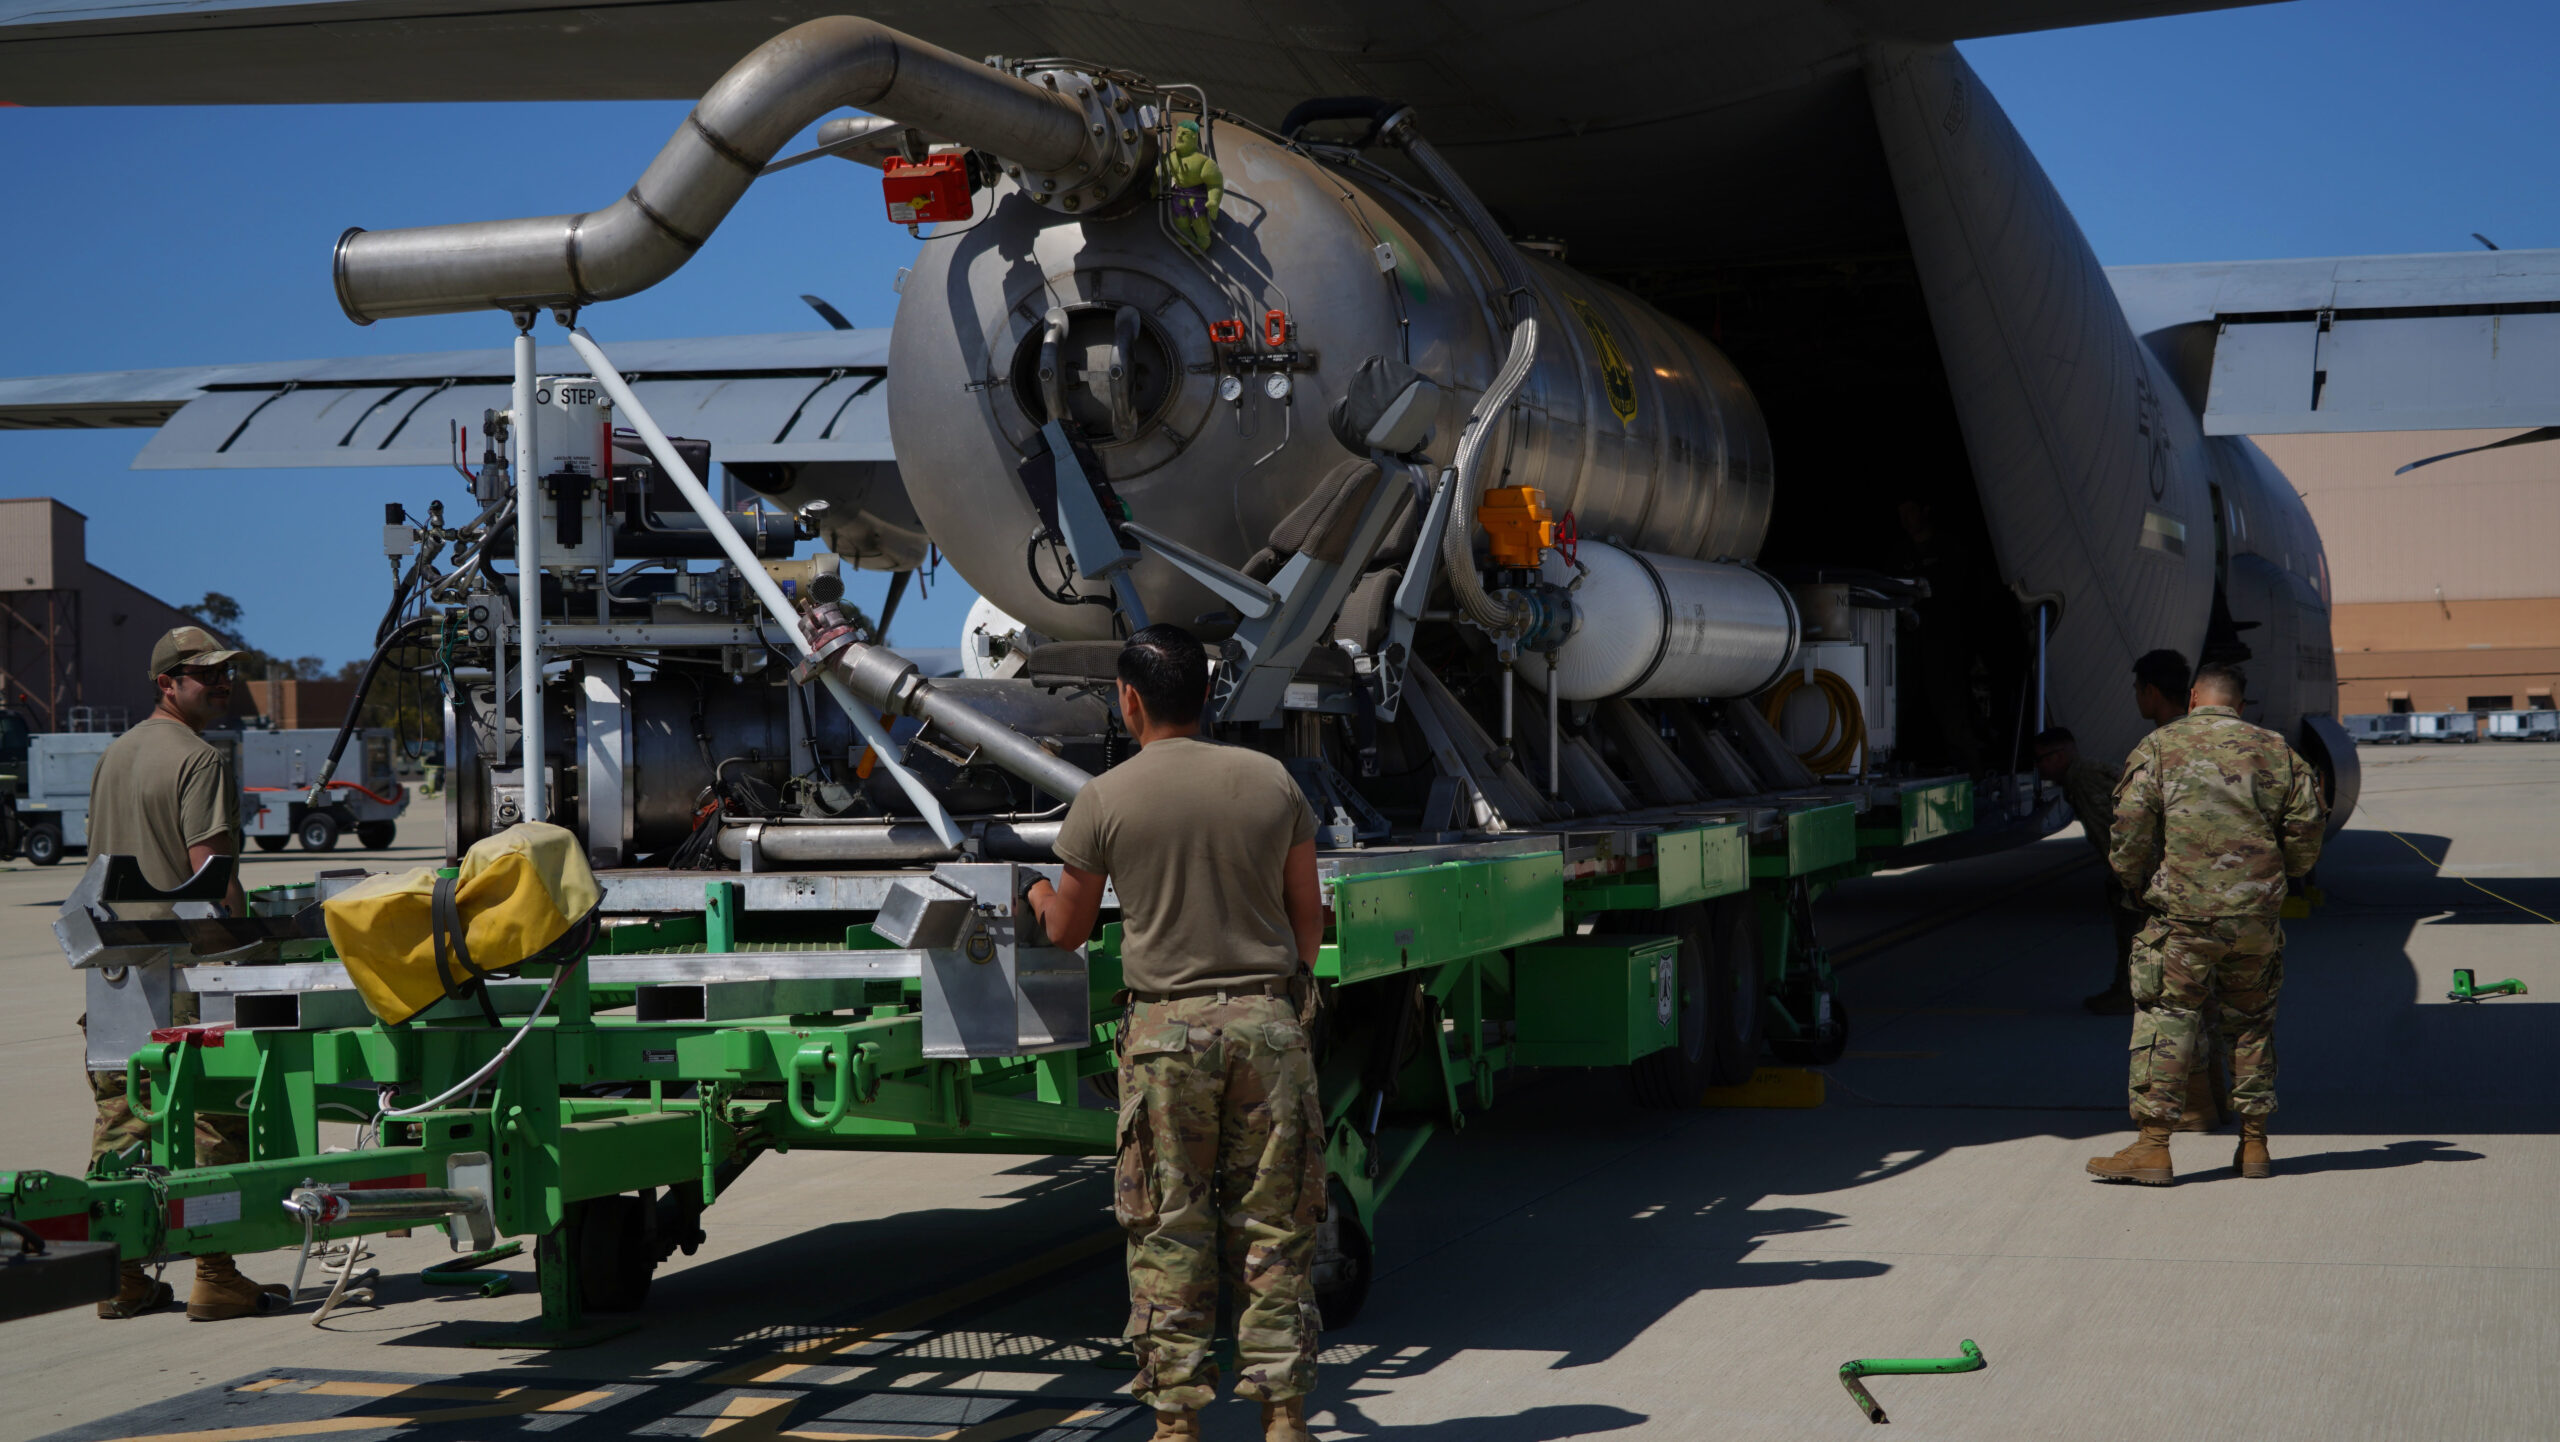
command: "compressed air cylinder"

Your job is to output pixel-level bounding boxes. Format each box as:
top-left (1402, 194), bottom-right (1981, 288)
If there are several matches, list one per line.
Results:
top-left (1519, 542), bottom-right (1800, 701)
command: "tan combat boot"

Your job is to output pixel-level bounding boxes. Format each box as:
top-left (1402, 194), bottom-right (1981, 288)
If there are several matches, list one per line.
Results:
top-left (97, 1260), bottom-right (173, 1319)
top-left (1147, 1409), bottom-right (1201, 1441)
top-left (2086, 1120), bottom-right (2176, 1185)
top-left (2234, 1115), bottom-right (2272, 1179)
top-left (186, 1253), bottom-right (290, 1321)
top-left (2173, 1070), bottom-right (2223, 1133)
top-left (1263, 1398), bottom-right (1315, 1442)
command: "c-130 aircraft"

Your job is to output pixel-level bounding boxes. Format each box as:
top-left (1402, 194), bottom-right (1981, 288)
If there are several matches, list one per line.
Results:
top-left (11, 0), bottom-right (2560, 851)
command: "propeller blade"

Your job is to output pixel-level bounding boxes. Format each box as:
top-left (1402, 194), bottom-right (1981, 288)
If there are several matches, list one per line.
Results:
top-left (2472, 232), bottom-right (2500, 251)
top-left (2394, 426), bottom-right (2560, 475)
top-left (800, 295), bottom-right (854, 331)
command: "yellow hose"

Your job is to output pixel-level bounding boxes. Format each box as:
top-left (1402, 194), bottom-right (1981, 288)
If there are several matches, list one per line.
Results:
top-left (1762, 668), bottom-right (1866, 775)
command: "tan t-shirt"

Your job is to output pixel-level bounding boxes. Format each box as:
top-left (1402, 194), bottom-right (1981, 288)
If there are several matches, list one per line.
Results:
top-left (1052, 735), bottom-right (1316, 995)
top-left (88, 717), bottom-right (237, 911)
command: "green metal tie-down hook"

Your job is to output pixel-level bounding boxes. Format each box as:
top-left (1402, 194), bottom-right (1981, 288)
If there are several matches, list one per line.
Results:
top-left (1839, 1340), bottom-right (1985, 1423)
top-left (2447, 969), bottom-right (2529, 1003)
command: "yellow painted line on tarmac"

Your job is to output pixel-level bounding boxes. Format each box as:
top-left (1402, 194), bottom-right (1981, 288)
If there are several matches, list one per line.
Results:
top-left (706, 1228), bottom-right (1122, 1386)
top-left (102, 1387), bottom-right (616, 1442)
top-left (703, 1399), bottom-right (1102, 1442)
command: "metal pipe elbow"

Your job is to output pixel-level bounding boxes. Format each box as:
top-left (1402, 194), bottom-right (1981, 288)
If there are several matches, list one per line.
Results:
top-left (334, 15), bottom-right (1092, 324)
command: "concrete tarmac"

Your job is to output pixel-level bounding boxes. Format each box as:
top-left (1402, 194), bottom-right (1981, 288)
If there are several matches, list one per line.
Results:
top-left (0, 743), bottom-right (2553, 1440)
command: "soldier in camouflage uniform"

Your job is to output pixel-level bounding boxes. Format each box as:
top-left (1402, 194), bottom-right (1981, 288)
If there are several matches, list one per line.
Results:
top-left (1022, 625), bottom-right (1327, 1442)
top-left (2089, 663), bottom-right (2324, 1185)
top-left (2034, 726), bottom-right (2143, 1014)
top-left (2036, 726), bottom-right (2222, 1131)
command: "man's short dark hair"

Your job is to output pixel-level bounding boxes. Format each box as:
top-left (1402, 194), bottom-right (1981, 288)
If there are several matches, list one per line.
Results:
top-left (2132, 648), bottom-right (2191, 698)
top-left (2031, 726), bottom-right (2076, 752)
top-left (2193, 662), bottom-right (2247, 702)
top-left (1118, 624), bottom-right (1208, 726)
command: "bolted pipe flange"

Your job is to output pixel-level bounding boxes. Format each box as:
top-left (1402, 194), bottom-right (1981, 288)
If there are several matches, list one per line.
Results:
top-left (1007, 67), bottom-right (1158, 221)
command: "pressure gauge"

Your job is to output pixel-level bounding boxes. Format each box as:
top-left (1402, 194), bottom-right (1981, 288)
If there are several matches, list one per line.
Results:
top-left (1262, 372), bottom-right (1293, 401)
top-left (1218, 374), bottom-right (1245, 402)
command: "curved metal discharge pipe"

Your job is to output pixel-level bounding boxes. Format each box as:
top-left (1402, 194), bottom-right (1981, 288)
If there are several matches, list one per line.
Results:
top-left (1439, 319), bottom-right (1542, 635)
top-left (820, 639), bottom-right (1096, 804)
top-left (1375, 107), bottom-right (1545, 639)
top-left (721, 819), bottom-right (1065, 865)
top-left (334, 17), bottom-right (1095, 322)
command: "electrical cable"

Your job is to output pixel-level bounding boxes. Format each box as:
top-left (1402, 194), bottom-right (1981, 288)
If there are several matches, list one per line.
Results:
top-left (1026, 532), bottom-right (1118, 614)
top-left (303, 614), bottom-right (444, 808)
top-left (377, 964), bottom-right (570, 1119)
top-left (1762, 668), bottom-right (1867, 775)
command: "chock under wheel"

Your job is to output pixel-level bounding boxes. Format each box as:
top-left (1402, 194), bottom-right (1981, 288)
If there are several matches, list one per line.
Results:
top-left (1838, 1339), bottom-right (1985, 1423)
top-left (2447, 969), bottom-right (2528, 1003)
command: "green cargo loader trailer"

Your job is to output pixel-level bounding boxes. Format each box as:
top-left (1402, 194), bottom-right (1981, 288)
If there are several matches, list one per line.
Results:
top-left (2, 778), bottom-right (1967, 1343)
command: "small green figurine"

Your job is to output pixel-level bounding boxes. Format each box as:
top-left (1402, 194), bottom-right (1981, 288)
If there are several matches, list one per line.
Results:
top-left (1159, 119), bottom-right (1223, 253)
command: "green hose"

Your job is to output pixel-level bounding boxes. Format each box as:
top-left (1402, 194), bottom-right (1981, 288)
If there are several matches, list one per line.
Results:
top-left (1839, 1339), bottom-right (1985, 1423)
top-left (421, 1241), bottom-right (524, 1299)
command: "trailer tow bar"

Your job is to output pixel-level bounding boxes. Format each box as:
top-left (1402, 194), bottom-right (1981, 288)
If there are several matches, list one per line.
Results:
top-left (1838, 1339), bottom-right (1985, 1423)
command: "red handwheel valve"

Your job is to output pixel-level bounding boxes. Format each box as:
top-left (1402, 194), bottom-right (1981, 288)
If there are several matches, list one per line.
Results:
top-left (1555, 509), bottom-right (1579, 565)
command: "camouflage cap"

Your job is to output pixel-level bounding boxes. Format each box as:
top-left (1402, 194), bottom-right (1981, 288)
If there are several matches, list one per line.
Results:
top-left (149, 625), bottom-right (241, 678)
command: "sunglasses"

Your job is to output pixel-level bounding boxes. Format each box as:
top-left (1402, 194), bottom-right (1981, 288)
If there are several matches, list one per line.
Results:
top-left (170, 663), bottom-right (235, 682)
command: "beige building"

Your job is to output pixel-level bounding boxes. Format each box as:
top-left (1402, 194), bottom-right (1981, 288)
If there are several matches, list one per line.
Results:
top-left (2255, 431), bottom-right (2560, 716)
top-left (0, 497), bottom-right (205, 729)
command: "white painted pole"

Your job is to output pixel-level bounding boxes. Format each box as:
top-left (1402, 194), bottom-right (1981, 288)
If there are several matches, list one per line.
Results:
top-left (512, 330), bottom-right (545, 824)
top-left (566, 328), bottom-right (962, 849)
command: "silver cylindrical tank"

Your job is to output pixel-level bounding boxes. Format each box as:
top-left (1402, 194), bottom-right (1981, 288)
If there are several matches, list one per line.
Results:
top-left (1518, 543), bottom-right (1799, 701)
top-left (888, 124), bottom-right (1774, 641)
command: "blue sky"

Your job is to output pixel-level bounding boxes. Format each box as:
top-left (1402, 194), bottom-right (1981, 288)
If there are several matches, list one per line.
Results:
top-left (3, 0), bottom-right (2553, 666)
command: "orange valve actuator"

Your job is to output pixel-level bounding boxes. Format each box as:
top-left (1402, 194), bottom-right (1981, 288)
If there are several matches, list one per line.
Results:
top-left (1477, 486), bottom-right (1556, 570)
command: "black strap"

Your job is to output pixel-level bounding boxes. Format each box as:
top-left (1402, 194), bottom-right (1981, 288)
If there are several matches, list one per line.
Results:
top-left (430, 873), bottom-right (501, 1025)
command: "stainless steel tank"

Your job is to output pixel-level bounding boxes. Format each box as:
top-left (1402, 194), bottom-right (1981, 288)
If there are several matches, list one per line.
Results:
top-left (888, 124), bottom-right (1776, 641)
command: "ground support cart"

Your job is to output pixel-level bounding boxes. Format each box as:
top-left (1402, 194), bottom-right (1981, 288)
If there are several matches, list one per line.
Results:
top-left (2, 776), bottom-right (1968, 1341)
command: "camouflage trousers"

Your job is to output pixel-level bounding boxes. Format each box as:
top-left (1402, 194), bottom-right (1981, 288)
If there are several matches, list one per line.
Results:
top-left (2128, 915), bottom-right (2282, 1123)
top-left (90, 1068), bottom-right (247, 1170)
top-left (1115, 993), bottom-right (1327, 1411)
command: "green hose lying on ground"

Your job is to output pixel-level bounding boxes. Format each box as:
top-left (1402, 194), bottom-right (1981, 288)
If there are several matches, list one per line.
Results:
top-left (421, 1241), bottom-right (524, 1299)
top-left (1839, 1339), bottom-right (1985, 1423)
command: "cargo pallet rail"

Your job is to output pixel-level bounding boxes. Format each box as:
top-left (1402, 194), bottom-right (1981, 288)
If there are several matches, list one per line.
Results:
top-left (1, 16), bottom-right (2012, 1342)
top-left (1, 772), bottom-right (1968, 1344)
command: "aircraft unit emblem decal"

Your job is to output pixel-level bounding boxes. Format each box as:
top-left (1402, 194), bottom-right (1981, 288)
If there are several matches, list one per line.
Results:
top-left (1569, 295), bottom-right (1638, 425)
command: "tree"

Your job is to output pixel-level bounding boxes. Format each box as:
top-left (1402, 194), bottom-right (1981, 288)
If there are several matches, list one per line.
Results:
top-left (185, 592), bottom-right (245, 645)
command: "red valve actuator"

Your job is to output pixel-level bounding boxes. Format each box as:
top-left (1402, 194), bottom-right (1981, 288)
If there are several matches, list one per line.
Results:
top-left (883, 154), bottom-right (973, 225)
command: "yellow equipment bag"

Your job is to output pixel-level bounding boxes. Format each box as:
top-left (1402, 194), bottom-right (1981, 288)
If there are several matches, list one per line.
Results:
top-left (322, 822), bottom-right (604, 1025)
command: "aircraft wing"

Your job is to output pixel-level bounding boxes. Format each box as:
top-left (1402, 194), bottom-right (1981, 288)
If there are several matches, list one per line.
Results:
top-left (0, 330), bottom-right (893, 468)
top-left (0, 0), bottom-right (2277, 107)
top-left (2109, 248), bottom-right (2560, 435)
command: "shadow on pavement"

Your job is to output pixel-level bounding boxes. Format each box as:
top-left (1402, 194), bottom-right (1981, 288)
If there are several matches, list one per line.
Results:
top-left (1313, 1400), bottom-right (1647, 1439)
top-left (2174, 1138), bottom-right (2485, 1184)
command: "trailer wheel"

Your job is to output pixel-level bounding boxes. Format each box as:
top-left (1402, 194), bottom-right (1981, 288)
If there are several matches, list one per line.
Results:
top-left (565, 1193), bottom-right (656, 1313)
top-left (1312, 1179), bottom-right (1372, 1328)
top-left (1701, 896), bottom-right (1765, 1086)
top-left (1631, 904), bottom-right (1715, 1109)
top-left (297, 810), bottom-right (341, 852)
top-left (252, 834), bottom-right (290, 853)
top-left (357, 822), bottom-right (397, 850)
top-left (22, 824), bottom-right (63, 867)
